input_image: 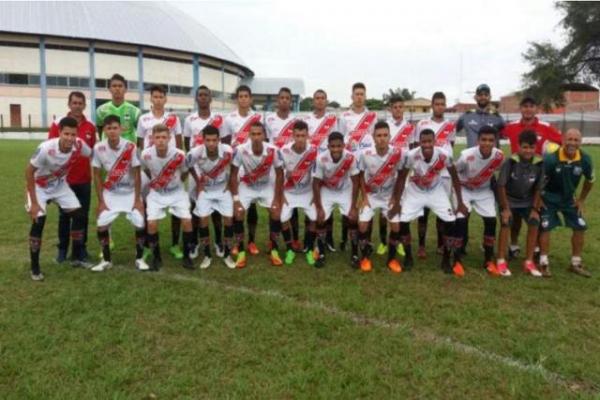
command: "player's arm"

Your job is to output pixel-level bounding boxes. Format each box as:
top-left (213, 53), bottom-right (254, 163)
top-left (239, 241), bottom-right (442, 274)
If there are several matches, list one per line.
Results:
top-left (93, 166), bottom-right (108, 216)
top-left (575, 172), bottom-right (594, 215)
top-left (175, 134), bottom-right (183, 150)
top-left (349, 173), bottom-right (360, 220)
top-left (229, 165), bottom-right (240, 197)
top-left (312, 177), bottom-right (325, 223)
top-left (184, 137), bottom-right (191, 152)
top-left (132, 166), bottom-right (144, 212)
top-left (448, 164), bottom-right (467, 215)
top-left (274, 166), bottom-right (284, 207)
top-left (358, 171), bottom-right (369, 208)
top-left (388, 167), bottom-right (407, 218)
top-left (25, 164), bottom-right (40, 220)
top-left (136, 137), bottom-right (144, 150)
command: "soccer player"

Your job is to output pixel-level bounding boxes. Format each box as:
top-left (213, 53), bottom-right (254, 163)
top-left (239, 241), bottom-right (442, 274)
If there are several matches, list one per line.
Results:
top-left (26, 117), bottom-right (93, 280)
top-left (47, 91), bottom-right (96, 263)
top-left (229, 121), bottom-right (285, 268)
top-left (313, 132), bottom-right (360, 268)
top-left (186, 125), bottom-right (236, 269)
top-left (140, 124), bottom-right (195, 270)
top-left (95, 73), bottom-right (141, 143)
top-left (414, 92), bottom-right (455, 259)
top-left (539, 128), bottom-right (594, 277)
top-left (357, 121), bottom-right (405, 273)
top-left (495, 130), bottom-right (544, 277)
top-left (279, 120), bottom-right (319, 266)
top-left (453, 126), bottom-right (504, 274)
top-left (90, 115), bottom-right (148, 272)
top-left (456, 84), bottom-right (505, 148)
top-left (222, 85), bottom-right (262, 256)
top-left (390, 128), bottom-right (467, 276)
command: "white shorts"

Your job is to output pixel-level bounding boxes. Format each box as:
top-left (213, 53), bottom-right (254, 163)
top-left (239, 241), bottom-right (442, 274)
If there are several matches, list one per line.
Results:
top-left (454, 187), bottom-right (496, 218)
top-left (194, 189), bottom-right (234, 218)
top-left (321, 187), bottom-right (352, 220)
top-left (97, 190), bottom-right (145, 228)
top-left (441, 176), bottom-right (452, 197)
top-left (238, 183), bottom-right (274, 210)
top-left (281, 191), bottom-right (316, 222)
top-left (146, 188), bottom-right (192, 221)
top-left (359, 192), bottom-right (400, 223)
top-left (26, 183), bottom-right (81, 217)
top-left (400, 182), bottom-right (456, 222)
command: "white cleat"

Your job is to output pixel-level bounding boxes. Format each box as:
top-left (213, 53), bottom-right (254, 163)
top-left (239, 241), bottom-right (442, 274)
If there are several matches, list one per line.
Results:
top-left (30, 272), bottom-right (45, 281)
top-left (214, 243), bottom-right (225, 258)
top-left (223, 255), bottom-right (236, 269)
top-left (200, 257), bottom-right (212, 269)
top-left (91, 260), bottom-right (112, 272)
top-left (190, 244), bottom-right (200, 259)
top-left (72, 259), bottom-right (94, 269)
top-left (500, 268), bottom-right (512, 277)
top-left (135, 258), bottom-right (151, 271)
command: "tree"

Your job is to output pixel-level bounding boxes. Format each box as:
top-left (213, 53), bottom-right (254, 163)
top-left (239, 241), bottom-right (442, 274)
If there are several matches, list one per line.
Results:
top-left (327, 101), bottom-right (340, 109)
top-left (365, 98), bottom-right (385, 110)
top-left (383, 88), bottom-right (416, 103)
top-left (522, 2), bottom-right (600, 110)
top-left (299, 97), bottom-right (313, 111)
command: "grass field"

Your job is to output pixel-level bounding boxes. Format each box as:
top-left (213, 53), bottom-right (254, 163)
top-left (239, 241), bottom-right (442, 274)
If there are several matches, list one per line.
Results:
top-left (1, 139), bottom-right (600, 399)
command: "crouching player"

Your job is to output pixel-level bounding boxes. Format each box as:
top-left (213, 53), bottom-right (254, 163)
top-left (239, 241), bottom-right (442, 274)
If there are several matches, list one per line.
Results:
top-left (186, 125), bottom-right (236, 269)
top-left (91, 115), bottom-right (148, 272)
top-left (26, 117), bottom-right (92, 280)
top-left (141, 124), bottom-right (195, 270)
top-left (357, 121), bottom-right (405, 273)
top-left (313, 132), bottom-right (360, 268)
top-left (495, 130), bottom-right (543, 277)
top-left (390, 129), bottom-right (468, 276)
top-left (279, 120), bottom-right (319, 266)
top-left (454, 126), bottom-right (504, 275)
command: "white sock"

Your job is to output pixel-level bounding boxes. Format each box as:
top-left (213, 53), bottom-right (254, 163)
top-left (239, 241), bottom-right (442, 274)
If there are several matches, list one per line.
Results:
top-left (539, 254), bottom-right (549, 266)
top-left (534, 246), bottom-right (540, 252)
top-left (497, 258), bottom-right (506, 264)
top-left (571, 256), bottom-right (582, 266)
top-left (510, 244), bottom-right (520, 252)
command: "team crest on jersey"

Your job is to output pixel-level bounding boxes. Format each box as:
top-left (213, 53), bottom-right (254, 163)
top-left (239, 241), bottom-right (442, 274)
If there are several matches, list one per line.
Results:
top-left (573, 166), bottom-right (582, 176)
top-left (467, 155), bottom-right (476, 162)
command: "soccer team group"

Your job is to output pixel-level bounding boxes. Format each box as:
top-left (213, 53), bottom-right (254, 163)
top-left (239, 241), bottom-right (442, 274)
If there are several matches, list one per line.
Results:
top-left (24, 74), bottom-right (595, 281)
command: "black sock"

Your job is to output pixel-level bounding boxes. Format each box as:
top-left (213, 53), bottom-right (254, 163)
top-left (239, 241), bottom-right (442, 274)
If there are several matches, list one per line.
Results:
top-left (211, 211), bottom-right (223, 247)
top-left (358, 230), bottom-right (370, 259)
top-left (98, 229), bottom-right (111, 262)
top-left (388, 230), bottom-right (400, 262)
top-left (269, 218), bottom-right (281, 251)
top-left (248, 204), bottom-right (258, 243)
top-left (192, 212), bottom-right (200, 245)
top-left (199, 226), bottom-right (211, 257)
top-left (483, 217), bottom-right (497, 263)
top-left (223, 224), bottom-right (234, 257)
top-left (148, 233), bottom-right (161, 261)
top-left (291, 209), bottom-right (299, 241)
top-left (418, 208), bottom-right (429, 247)
top-left (436, 217), bottom-right (445, 249)
top-left (348, 221), bottom-right (358, 257)
top-left (342, 216), bottom-right (349, 244)
top-left (305, 228), bottom-right (315, 251)
top-left (134, 228), bottom-right (145, 259)
top-left (326, 216), bottom-right (334, 244)
top-left (379, 216), bottom-right (387, 244)
top-left (282, 225), bottom-right (293, 251)
top-left (400, 223), bottom-right (412, 261)
top-left (234, 220), bottom-right (245, 252)
top-left (68, 209), bottom-right (86, 260)
top-left (182, 231), bottom-right (194, 259)
top-left (303, 216), bottom-right (310, 248)
top-left (316, 226), bottom-right (326, 255)
top-left (171, 215), bottom-right (181, 246)
top-left (29, 216), bottom-right (46, 274)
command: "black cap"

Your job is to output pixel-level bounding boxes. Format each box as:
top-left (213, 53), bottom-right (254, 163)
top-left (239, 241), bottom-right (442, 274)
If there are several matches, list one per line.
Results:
top-left (519, 95), bottom-right (537, 106)
top-left (476, 84), bottom-right (490, 94)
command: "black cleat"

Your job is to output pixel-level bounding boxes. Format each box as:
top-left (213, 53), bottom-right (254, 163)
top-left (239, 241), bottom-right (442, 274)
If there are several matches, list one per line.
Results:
top-left (508, 247), bottom-right (520, 261)
top-left (350, 255), bottom-right (360, 269)
top-left (182, 257), bottom-right (195, 270)
top-left (404, 255), bottom-right (414, 271)
top-left (152, 257), bottom-right (162, 271)
top-left (440, 256), bottom-right (452, 274)
top-left (315, 255), bottom-right (325, 268)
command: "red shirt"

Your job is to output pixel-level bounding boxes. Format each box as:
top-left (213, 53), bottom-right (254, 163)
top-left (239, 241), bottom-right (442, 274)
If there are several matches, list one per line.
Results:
top-left (502, 117), bottom-right (562, 155)
top-left (48, 113), bottom-right (97, 184)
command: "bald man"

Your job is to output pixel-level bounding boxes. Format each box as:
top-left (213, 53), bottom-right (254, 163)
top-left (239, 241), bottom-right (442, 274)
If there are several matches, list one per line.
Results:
top-left (539, 129), bottom-right (594, 277)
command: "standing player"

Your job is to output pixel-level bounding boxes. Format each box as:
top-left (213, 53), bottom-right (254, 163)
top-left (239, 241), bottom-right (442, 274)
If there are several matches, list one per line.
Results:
top-left (456, 84), bottom-right (505, 148)
top-left (229, 122), bottom-right (284, 268)
top-left (414, 92), bottom-right (456, 259)
top-left (539, 128), bottom-right (594, 277)
top-left (453, 126), bottom-right (504, 274)
top-left (357, 121), bottom-right (405, 273)
top-left (90, 115), bottom-right (148, 272)
top-left (313, 132), bottom-right (360, 268)
top-left (95, 74), bottom-right (141, 143)
top-left (187, 125), bottom-right (236, 269)
top-left (141, 124), bottom-right (195, 270)
top-left (48, 91), bottom-right (96, 263)
top-left (390, 129), bottom-right (468, 276)
top-left (26, 117), bottom-right (92, 281)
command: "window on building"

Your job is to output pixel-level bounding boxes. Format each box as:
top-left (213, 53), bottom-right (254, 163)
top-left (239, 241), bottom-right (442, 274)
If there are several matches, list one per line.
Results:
top-left (46, 76), bottom-right (57, 86)
top-left (29, 75), bottom-right (40, 85)
top-left (95, 79), bottom-right (107, 89)
top-left (7, 74), bottom-right (28, 85)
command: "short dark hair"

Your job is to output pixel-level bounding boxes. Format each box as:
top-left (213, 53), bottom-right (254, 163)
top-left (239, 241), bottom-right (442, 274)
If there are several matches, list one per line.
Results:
top-left (68, 91), bottom-right (86, 103)
top-left (58, 116), bottom-right (78, 130)
top-left (518, 130), bottom-right (538, 146)
top-left (328, 131), bottom-right (344, 143)
top-left (250, 121), bottom-right (264, 132)
top-left (278, 87), bottom-right (292, 96)
top-left (109, 73), bottom-right (127, 88)
top-left (103, 114), bottom-right (121, 126)
top-left (519, 95), bottom-right (537, 106)
top-left (293, 120), bottom-right (308, 131)
top-left (389, 96), bottom-right (404, 105)
top-left (374, 120), bottom-right (389, 131)
top-left (313, 89), bottom-right (327, 97)
top-left (202, 125), bottom-right (220, 137)
top-left (236, 85), bottom-right (252, 97)
top-left (352, 82), bottom-right (366, 92)
top-left (150, 85), bottom-right (167, 95)
top-left (196, 85), bottom-right (211, 97)
top-left (477, 125), bottom-right (498, 138)
top-left (419, 128), bottom-right (435, 139)
top-left (431, 92), bottom-right (446, 103)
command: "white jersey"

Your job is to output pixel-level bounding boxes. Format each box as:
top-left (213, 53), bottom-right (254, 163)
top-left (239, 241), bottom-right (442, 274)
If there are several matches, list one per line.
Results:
top-left (186, 143), bottom-right (233, 192)
top-left (222, 109), bottom-right (262, 146)
top-left (305, 112), bottom-right (337, 152)
top-left (338, 108), bottom-right (376, 153)
top-left (136, 111), bottom-right (182, 149)
top-left (140, 146), bottom-right (187, 193)
top-left (265, 112), bottom-right (296, 148)
top-left (358, 145), bottom-right (404, 196)
top-left (232, 141), bottom-right (283, 188)
top-left (404, 146), bottom-right (453, 191)
top-left (314, 149), bottom-right (359, 192)
top-left (280, 142), bottom-right (318, 195)
top-left (455, 146), bottom-right (504, 191)
top-left (414, 117), bottom-right (455, 157)
top-left (31, 138), bottom-right (92, 192)
top-left (387, 117), bottom-right (415, 151)
top-left (92, 138), bottom-right (140, 194)
top-left (183, 111), bottom-right (223, 148)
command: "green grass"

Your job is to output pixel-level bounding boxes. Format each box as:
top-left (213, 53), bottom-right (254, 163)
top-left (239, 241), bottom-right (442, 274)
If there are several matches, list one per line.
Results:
top-left (1, 140), bottom-right (600, 399)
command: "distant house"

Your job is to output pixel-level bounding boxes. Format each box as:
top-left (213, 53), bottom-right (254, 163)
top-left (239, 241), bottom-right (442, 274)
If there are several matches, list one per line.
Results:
top-left (448, 101), bottom-right (500, 113)
top-left (404, 98), bottom-right (431, 113)
top-left (241, 77), bottom-right (305, 112)
top-left (499, 83), bottom-right (599, 113)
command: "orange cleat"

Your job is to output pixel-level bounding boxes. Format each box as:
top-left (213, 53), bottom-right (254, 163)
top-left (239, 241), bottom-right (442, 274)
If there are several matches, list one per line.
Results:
top-left (292, 240), bottom-right (303, 252)
top-left (235, 251), bottom-right (247, 269)
top-left (360, 258), bottom-right (372, 272)
top-left (387, 259), bottom-right (402, 274)
top-left (270, 249), bottom-right (283, 266)
top-left (486, 261), bottom-right (500, 277)
top-left (248, 242), bottom-right (260, 256)
top-left (452, 261), bottom-right (465, 277)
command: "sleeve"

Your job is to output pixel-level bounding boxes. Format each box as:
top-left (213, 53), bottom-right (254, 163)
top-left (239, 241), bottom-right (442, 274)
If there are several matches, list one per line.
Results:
top-left (357, 152), bottom-right (365, 171)
top-left (47, 122), bottom-right (59, 139)
top-left (583, 155), bottom-right (595, 182)
top-left (131, 148), bottom-right (141, 168)
top-left (413, 122), bottom-right (421, 144)
top-left (313, 159), bottom-right (324, 180)
top-left (546, 124), bottom-right (562, 144)
top-left (80, 140), bottom-right (93, 158)
top-left (231, 147), bottom-right (242, 168)
top-left (449, 122), bottom-right (457, 143)
top-left (336, 115), bottom-right (345, 136)
top-left (183, 117), bottom-right (192, 138)
top-left (91, 147), bottom-right (101, 168)
top-left (221, 116), bottom-right (232, 138)
top-left (455, 114), bottom-right (464, 133)
top-left (174, 117), bottom-right (183, 135)
top-left (136, 119), bottom-right (145, 139)
top-left (397, 151), bottom-right (406, 171)
top-left (185, 148), bottom-right (197, 168)
top-left (132, 107), bottom-right (141, 129)
top-left (496, 159), bottom-right (511, 187)
top-left (95, 106), bottom-right (104, 127)
top-left (30, 144), bottom-right (46, 168)
top-left (534, 160), bottom-right (545, 190)
top-left (444, 153), bottom-right (454, 168)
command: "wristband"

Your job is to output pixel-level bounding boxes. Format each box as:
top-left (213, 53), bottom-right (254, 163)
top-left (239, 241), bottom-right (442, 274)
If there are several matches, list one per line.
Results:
top-left (233, 195), bottom-right (240, 202)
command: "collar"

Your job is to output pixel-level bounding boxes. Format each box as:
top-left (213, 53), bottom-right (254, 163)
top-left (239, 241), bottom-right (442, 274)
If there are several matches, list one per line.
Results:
top-left (558, 147), bottom-right (581, 163)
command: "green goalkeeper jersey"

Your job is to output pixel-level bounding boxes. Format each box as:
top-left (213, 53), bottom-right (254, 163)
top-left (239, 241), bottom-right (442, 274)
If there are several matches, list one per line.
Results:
top-left (95, 101), bottom-right (141, 143)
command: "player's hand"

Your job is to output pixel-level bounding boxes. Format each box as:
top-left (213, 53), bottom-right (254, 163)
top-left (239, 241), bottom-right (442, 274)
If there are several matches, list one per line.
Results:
top-left (575, 199), bottom-right (585, 216)
top-left (195, 177), bottom-right (205, 196)
top-left (456, 202), bottom-right (469, 218)
top-left (29, 202), bottom-right (41, 222)
top-left (270, 200), bottom-right (282, 219)
top-left (501, 208), bottom-right (512, 225)
top-left (134, 198), bottom-right (145, 214)
top-left (234, 200), bottom-right (244, 214)
top-left (316, 206), bottom-right (325, 224)
top-left (388, 201), bottom-right (401, 220)
top-left (97, 200), bottom-right (108, 217)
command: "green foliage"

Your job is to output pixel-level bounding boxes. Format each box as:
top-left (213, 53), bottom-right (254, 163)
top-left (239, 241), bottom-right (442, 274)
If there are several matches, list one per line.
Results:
top-left (327, 100), bottom-right (340, 109)
top-left (383, 88), bottom-right (416, 103)
top-left (365, 98), bottom-right (385, 110)
top-left (299, 97), bottom-right (313, 112)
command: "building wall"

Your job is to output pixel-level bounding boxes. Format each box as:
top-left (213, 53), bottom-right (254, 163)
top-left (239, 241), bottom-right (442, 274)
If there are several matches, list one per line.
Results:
top-left (0, 46), bottom-right (39, 73)
top-left (46, 49), bottom-right (89, 76)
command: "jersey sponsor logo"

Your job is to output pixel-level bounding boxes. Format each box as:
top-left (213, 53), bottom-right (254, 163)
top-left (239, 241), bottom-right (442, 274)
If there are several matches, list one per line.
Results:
top-left (346, 111), bottom-right (377, 151)
top-left (273, 118), bottom-right (297, 148)
top-left (240, 148), bottom-right (275, 185)
top-left (461, 151), bottom-right (504, 189)
top-left (232, 114), bottom-right (262, 147)
top-left (103, 142), bottom-right (136, 190)
top-left (149, 152), bottom-right (185, 190)
top-left (324, 154), bottom-right (354, 189)
top-left (284, 147), bottom-right (317, 189)
top-left (310, 114), bottom-right (337, 148)
top-left (365, 148), bottom-right (402, 192)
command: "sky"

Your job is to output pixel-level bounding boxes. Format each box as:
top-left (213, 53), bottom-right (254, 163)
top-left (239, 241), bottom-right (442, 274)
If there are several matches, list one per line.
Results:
top-left (173, 0), bottom-right (564, 106)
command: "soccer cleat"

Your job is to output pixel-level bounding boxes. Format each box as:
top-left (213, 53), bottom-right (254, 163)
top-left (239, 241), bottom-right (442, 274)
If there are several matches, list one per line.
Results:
top-left (376, 243), bottom-right (388, 256)
top-left (223, 255), bottom-right (236, 269)
top-left (170, 245), bottom-right (184, 260)
top-left (417, 246), bottom-right (427, 259)
top-left (189, 244), bottom-right (200, 259)
top-left (305, 250), bottom-right (316, 266)
top-left (135, 258), bottom-right (151, 272)
top-left (387, 259), bottom-right (402, 274)
top-left (568, 264), bottom-right (591, 278)
top-left (284, 249), bottom-right (296, 265)
top-left (292, 240), bottom-right (303, 252)
top-left (55, 248), bottom-right (68, 264)
top-left (351, 255), bottom-right (360, 269)
top-left (199, 257), bottom-right (212, 270)
top-left (396, 243), bottom-right (405, 257)
top-left (235, 251), bottom-right (247, 268)
top-left (151, 257), bottom-right (162, 271)
top-left (248, 242), bottom-right (260, 256)
top-left (98, 240), bottom-right (116, 259)
top-left (360, 257), bottom-right (372, 272)
top-left (485, 261), bottom-right (500, 277)
top-left (326, 240), bottom-right (337, 252)
top-left (270, 249), bottom-right (283, 266)
top-left (30, 271), bottom-right (45, 281)
top-left (508, 246), bottom-right (520, 261)
top-left (315, 254), bottom-right (325, 268)
top-left (496, 261), bottom-right (512, 277)
top-left (452, 261), bottom-right (465, 277)
top-left (539, 263), bottom-right (552, 277)
top-left (72, 259), bottom-right (93, 269)
top-left (182, 257), bottom-right (195, 270)
top-left (522, 260), bottom-right (542, 277)
top-left (91, 260), bottom-right (112, 272)
top-left (214, 243), bottom-right (225, 258)
top-left (230, 245), bottom-right (239, 257)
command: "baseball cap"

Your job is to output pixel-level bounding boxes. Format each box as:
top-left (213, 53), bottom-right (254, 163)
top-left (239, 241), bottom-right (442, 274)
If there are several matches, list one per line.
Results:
top-left (476, 84), bottom-right (491, 94)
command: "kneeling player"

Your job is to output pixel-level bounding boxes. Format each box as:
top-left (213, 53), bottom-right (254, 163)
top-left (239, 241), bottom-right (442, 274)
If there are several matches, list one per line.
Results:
top-left (229, 121), bottom-right (285, 268)
top-left (26, 117), bottom-right (92, 280)
top-left (141, 124), bottom-right (195, 270)
top-left (390, 129), bottom-right (467, 276)
top-left (357, 121), bottom-right (405, 273)
top-left (91, 115), bottom-right (148, 272)
top-left (313, 132), bottom-right (360, 268)
top-left (187, 125), bottom-right (236, 269)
